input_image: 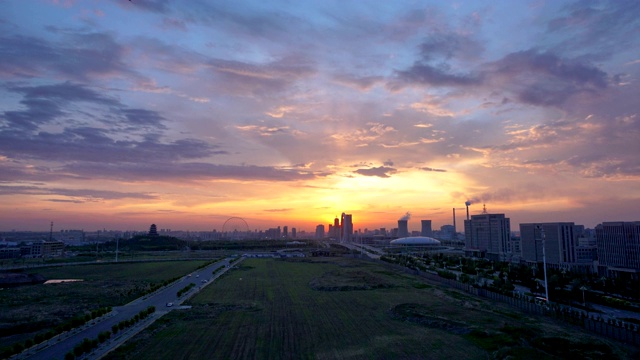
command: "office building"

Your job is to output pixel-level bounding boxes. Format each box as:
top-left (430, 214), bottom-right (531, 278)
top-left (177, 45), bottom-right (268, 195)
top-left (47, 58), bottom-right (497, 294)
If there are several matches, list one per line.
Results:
top-left (596, 221), bottom-right (640, 278)
top-left (464, 213), bottom-right (511, 261)
top-left (520, 223), bottom-right (582, 270)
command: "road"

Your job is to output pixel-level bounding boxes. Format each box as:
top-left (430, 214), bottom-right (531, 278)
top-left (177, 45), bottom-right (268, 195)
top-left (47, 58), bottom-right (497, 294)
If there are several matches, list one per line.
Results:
top-left (23, 258), bottom-right (233, 360)
top-left (338, 243), bottom-right (380, 259)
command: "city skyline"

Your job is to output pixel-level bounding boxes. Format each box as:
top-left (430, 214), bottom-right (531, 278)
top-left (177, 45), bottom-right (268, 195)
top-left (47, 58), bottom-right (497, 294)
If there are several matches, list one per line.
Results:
top-left (1, 1), bottom-right (639, 232)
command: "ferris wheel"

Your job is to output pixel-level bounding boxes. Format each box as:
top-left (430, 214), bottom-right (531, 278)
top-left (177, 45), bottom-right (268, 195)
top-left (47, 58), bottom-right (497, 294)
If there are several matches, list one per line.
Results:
top-left (221, 217), bottom-right (250, 240)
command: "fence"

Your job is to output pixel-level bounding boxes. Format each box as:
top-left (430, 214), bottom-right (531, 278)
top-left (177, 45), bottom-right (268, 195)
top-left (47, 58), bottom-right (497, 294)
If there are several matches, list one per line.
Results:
top-left (379, 259), bottom-right (640, 346)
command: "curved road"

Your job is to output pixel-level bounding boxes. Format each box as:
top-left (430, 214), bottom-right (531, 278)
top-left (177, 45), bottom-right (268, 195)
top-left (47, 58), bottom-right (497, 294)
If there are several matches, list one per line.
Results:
top-left (23, 258), bottom-right (233, 360)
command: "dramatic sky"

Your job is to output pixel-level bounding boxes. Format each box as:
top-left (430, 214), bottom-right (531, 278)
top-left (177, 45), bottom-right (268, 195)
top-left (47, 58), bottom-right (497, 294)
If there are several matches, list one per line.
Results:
top-left (1, 0), bottom-right (639, 233)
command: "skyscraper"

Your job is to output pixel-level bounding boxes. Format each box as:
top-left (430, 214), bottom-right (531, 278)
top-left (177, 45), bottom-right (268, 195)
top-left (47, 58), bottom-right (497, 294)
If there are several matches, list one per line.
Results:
top-left (315, 224), bottom-right (325, 238)
top-left (341, 213), bottom-right (353, 242)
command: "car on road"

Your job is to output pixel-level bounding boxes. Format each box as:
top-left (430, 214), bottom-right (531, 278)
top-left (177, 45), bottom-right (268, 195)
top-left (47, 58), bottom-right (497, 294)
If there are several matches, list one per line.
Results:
top-left (166, 302), bottom-right (173, 307)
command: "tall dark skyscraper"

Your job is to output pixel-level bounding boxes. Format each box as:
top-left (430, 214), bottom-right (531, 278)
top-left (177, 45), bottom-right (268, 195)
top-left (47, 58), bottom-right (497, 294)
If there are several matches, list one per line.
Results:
top-left (341, 213), bottom-right (353, 242)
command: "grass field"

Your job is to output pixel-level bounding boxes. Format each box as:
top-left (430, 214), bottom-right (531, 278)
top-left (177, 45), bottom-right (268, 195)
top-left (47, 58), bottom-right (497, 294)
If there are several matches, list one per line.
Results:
top-left (105, 258), bottom-right (639, 359)
top-left (0, 260), bottom-right (209, 350)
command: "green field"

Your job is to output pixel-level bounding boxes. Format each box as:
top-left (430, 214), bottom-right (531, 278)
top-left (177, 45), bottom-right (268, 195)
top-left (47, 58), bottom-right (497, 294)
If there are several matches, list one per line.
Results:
top-left (0, 260), bottom-right (209, 350)
top-left (105, 258), bottom-right (638, 359)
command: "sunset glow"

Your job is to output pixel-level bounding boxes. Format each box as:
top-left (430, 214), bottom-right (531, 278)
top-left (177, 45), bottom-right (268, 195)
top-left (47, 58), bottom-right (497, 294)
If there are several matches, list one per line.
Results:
top-left (1, 1), bottom-right (639, 233)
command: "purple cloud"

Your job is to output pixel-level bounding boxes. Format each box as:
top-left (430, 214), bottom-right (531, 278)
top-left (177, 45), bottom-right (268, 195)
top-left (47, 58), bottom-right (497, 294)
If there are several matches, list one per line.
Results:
top-left (354, 166), bottom-right (397, 178)
top-left (489, 50), bottom-right (608, 106)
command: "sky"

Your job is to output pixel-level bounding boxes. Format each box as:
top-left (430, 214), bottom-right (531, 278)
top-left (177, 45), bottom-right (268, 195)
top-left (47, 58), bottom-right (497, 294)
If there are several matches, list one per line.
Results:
top-left (1, 0), bottom-right (639, 233)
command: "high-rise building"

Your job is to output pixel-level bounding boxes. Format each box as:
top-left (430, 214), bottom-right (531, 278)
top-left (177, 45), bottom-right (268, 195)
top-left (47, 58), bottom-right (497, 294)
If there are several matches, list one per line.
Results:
top-left (333, 217), bottom-right (341, 241)
top-left (341, 213), bottom-right (353, 242)
top-left (520, 223), bottom-right (582, 269)
top-left (596, 221), bottom-right (640, 278)
top-left (283, 226), bottom-right (288, 238)
top-left (464, 213), bottom-right (511, 261)
top-left (292, 228), bottom-right (296, 239)
top-left (397, 220), bottom-right (409, 238)
top-left (421, 220), bottom-right (433, 237)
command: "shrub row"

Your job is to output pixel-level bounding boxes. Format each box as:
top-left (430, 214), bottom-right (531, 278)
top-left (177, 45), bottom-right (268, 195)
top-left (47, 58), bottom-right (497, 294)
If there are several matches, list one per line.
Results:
top-left (0, 306), bottom-right (112, 359)
top-left (145, 277), bottom-right (180, 295)
top-left (110, 306), bottom-right (156, 335)
top-left (177, 283), bottom-right (196, 297)
top-left (196, 259), bottom-right (219, 270)
top-left (64, 330), bottom-right (111, 360)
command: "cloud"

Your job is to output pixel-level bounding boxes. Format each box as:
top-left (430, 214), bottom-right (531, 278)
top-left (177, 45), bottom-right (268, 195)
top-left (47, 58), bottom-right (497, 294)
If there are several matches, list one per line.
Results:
top-left (354, 166), bottom-right (397, 178)
top-left (333, 74), bottom-right (384, 91)
top-left (0, 184), bottom-right (156, 200)
top-left (487, 50), bottom-right (608, 106)
top-left (121, 109), bottom-right (167, 128)
top-left (162, 17), bottom-right (187, 31)
top-left (0, 32), bottom-right (133, 81)
top-left (264, 208), bottom-right (293, 213)
top-left (61, 162), bottom-right (319, 182)
top-left (420, 167), bottom-right (447, 172)
top-left (7, 82), bottom-right (118, 106)
top-left (207, 55), bottom-right (315, 95)
top-left (391, 62), bottom-right (480, 89)
top-left (418, 32), bottom-right (484, 62)
top-left (331, 122), bottom-right (396, 144)
top-left (1, 82), bottom-right (170, 135)
top-left (0, 126), bottom-right (222, 163)
top-left (236, 124), bottom-right (291, 137)
top-left (546, 1), bottom-right (640, 58)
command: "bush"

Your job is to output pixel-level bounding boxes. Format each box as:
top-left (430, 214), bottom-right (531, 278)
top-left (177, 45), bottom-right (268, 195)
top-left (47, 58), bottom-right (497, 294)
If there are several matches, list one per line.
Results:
top-left (73, 345), bottom-right (84, 357)
top-left (34, 333), bottom-right (44, 344)
top-left (65, 352), bottom-right (75, 360)
top-left (13, 343), bottom-right (24, 354)
top-left (437, 270), bottom-right (457, 280)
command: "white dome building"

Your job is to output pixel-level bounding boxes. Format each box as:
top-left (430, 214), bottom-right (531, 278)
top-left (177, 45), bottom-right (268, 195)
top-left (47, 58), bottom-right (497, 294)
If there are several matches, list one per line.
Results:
top-left (390, 236), bottom-right (441, 246)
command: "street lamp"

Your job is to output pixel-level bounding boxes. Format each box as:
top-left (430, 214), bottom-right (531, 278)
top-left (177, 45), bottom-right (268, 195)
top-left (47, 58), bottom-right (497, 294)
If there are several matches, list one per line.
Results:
top-left (580, 285), bottom-right (588, 306)
top-left (536, 225), bottom-right (550, 303)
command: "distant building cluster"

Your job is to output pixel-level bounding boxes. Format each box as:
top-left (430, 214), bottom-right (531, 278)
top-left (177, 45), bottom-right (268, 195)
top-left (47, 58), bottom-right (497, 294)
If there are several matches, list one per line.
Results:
top-left (459, 209), bottom-right (640, 279)
top-left (312, 207), bottom-right (640, 280)
top-left (0, 240), bottom-right (65, 260)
